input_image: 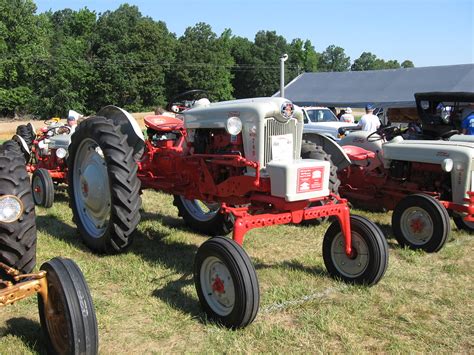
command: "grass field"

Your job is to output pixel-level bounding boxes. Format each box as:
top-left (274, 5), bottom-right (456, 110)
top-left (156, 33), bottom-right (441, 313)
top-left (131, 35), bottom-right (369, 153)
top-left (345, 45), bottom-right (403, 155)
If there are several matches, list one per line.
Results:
top-left (0, 189), bottom-right (472, 353)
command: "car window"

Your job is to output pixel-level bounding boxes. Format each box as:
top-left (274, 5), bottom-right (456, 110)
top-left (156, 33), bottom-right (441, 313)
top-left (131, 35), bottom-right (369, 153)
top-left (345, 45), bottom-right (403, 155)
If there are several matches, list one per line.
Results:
top-left (305, 109), bottom-right (338, 123)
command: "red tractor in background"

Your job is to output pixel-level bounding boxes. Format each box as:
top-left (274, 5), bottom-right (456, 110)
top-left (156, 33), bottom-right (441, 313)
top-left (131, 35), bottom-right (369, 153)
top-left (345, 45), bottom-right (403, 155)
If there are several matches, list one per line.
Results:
top-left (14, 116), bottom-right (77, 208)
top-left (67, 95), bottom-right (389, 329)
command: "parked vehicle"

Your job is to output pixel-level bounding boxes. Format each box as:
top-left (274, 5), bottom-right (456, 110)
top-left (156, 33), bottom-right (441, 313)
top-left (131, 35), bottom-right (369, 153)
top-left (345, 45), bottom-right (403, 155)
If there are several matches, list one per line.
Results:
top-left (0, 140), bottom-right (98, 354)
top-left (331, 125), bottom-right (474, 252)
top-left (67, 95), bottom-right (389, 329)
top-left (14, 118), bottom-right (75, 208)
top-left (302, 106), bottom-right (355, 141)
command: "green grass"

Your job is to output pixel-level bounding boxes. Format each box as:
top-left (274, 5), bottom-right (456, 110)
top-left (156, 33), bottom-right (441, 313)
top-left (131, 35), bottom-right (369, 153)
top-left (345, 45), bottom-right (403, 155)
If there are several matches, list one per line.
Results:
top-left (1, 190), bottom-right (472, 353)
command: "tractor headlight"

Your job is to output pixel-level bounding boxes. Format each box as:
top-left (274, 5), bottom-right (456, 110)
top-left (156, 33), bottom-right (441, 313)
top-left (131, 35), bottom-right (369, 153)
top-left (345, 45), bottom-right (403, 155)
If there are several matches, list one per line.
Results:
top-left (56, 147), bottom-right (67, 159)
top-left (225, 116), bottom-right (242, 136)
top-left (441, 158), bottom-right (453, 172)
top-left (0, 195), bottom-right (23, 223)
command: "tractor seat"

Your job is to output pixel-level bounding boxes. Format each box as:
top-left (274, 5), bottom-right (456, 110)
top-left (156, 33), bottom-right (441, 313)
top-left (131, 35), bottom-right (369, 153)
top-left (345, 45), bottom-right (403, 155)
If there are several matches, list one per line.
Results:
top-left (342, 145), bottom-right (376, 161)
top-left (144, 115), bottom-right (184, 131)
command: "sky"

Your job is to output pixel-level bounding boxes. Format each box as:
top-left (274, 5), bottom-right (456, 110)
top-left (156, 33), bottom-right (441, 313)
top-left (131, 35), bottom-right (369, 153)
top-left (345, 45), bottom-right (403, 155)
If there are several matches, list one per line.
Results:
top-left (34, 0), bottom-right (474, 68)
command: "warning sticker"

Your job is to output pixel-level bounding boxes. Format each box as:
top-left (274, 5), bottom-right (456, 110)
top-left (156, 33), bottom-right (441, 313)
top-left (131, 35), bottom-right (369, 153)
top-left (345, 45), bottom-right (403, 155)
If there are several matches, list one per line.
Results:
top-left (297, 167), bottom-right (324, 193)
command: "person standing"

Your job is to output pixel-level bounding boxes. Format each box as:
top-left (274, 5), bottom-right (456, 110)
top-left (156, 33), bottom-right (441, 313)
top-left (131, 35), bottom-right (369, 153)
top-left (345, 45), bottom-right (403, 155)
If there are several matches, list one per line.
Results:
top-left (461, 103), bottom-right (474, 135)
top-left (340, 107), bottom-right (355, 123)
top-left (358, 104), bottom-right (381, 132)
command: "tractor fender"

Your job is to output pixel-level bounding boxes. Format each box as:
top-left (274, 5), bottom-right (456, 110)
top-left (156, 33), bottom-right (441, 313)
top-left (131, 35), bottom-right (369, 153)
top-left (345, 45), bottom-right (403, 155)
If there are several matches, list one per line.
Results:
top-left (97, 105), bottom-right (145, 160)
top-left (12, 134), bottom-right (30, 155)
top-left (302, 132), bottom-right (351, 171)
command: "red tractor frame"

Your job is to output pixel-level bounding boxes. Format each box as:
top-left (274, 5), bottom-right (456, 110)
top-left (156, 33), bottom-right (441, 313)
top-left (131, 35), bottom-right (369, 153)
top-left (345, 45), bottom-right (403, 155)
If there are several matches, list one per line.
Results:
top-left (67, 97), bottom-right (389, 329)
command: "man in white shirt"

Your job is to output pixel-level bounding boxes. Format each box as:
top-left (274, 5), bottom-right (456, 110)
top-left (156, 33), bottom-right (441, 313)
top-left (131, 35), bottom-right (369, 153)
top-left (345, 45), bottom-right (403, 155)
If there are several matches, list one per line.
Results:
top-left (340, 107), bottom-right (355, 123)
top-left (358, 104), bottom-right (380, 132)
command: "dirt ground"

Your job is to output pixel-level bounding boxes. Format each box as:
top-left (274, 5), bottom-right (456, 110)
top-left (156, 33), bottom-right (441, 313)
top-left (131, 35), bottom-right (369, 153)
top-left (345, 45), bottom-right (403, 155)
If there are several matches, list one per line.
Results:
top-left (0, 112), bottom-right (152, 141)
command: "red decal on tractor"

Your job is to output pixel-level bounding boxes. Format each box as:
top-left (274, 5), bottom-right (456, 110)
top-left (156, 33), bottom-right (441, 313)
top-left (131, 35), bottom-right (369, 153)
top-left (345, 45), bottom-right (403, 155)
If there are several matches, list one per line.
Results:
top-left (297, 167), bottom-right (324, 193)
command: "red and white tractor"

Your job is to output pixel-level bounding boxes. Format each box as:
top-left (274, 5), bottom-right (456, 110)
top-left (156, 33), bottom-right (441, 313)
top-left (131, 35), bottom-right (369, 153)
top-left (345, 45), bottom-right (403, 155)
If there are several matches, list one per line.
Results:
top-left (321, 125), bottom-right (474, 253)
top-left (67, 96), bottom-right (389, 329)
top-left (14, 118), bottom-right (75, 208)
top-left (0, 140), bottom-right (98, 354)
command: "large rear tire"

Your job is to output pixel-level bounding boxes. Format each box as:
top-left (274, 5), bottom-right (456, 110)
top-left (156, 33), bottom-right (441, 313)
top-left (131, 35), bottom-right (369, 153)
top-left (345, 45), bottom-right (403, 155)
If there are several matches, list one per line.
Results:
top-left (32, 168), bottom-right (55, 208)
top-left (392, 194), bottom-right (450, 252)
top-left (15, 123), bottom-right (35, 150)
top-left (0, 141), bottom-right (36, 275)
top-left (194, 236), bottom-right (259, 329)
top-left (67, 116), bottom-right (142, 253)
top-left (301, 141), bottom-right (341, 224)
top-left (173, 195), bottom-right (233, 236)
top-left (453, 214), bottom-right (474, 233)
top-left (323, 215), bottom-right (388, 286)
top-left (38, 257), bottom-right (98, 355)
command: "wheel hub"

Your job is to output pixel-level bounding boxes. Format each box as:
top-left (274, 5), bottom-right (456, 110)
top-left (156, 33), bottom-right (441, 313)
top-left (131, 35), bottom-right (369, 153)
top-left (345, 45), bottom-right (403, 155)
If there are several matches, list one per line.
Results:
top-left (331, 234), bottom-right (369, 277)
top-left (401, 207), bottom-right (433, 244)
top-left (73, 138), bottom-right (111, 238)
top-left (201, 256), bottom-right (235, 316)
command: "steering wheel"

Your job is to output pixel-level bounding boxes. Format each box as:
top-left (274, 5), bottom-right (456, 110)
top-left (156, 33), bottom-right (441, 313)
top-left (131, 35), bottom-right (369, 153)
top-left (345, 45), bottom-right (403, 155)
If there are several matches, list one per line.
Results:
top-left (44, 125), bottom-right (71, 137)
top-left (439, 129), bottom-right (459, 139)
top-left (367, 125), bottom-right (403, 142)
top-left (166, 89), bottom-right (209, 113)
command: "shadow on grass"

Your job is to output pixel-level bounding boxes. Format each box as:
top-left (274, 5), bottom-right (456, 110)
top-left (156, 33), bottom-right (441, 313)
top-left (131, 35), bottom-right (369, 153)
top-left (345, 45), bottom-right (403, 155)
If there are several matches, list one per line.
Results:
top-left (0, 317), bottom-right (45, 354)
top-left (35, 215), bottom-right (92, 253)
top-left (254, 260), bottom-right (328, 277)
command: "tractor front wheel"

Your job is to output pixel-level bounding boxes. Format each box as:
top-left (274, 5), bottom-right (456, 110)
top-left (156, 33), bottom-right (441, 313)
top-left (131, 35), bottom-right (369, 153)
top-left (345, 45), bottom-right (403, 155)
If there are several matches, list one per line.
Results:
top-left (194, 236), bottom-right (259, 329)
top-left (32, 168), bottom-right (55, 208)
top-left (173, 195), bottom-right (233, 236)
top-left (392, 193), bottom-right (450, 252)
top-left (38, 257), bottom-right (98, 355)
top-left (323, 215), bottom-right (388, 286)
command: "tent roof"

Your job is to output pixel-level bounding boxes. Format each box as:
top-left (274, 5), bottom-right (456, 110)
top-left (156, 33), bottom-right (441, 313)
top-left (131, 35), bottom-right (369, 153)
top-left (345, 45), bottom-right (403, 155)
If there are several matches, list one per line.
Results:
top-left (274, 64), bottom-right (474, 108)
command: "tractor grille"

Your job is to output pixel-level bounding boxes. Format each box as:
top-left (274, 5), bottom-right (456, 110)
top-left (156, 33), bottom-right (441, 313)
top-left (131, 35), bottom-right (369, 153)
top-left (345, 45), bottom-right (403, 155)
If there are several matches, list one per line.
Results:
top-left (263, 117), bottom-right (301, 166)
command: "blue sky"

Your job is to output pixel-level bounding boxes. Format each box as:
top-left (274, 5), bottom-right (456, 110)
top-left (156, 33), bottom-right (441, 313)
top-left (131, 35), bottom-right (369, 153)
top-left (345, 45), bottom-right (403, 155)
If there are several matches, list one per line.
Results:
top-left (35, 0), bottom-right (473, 68)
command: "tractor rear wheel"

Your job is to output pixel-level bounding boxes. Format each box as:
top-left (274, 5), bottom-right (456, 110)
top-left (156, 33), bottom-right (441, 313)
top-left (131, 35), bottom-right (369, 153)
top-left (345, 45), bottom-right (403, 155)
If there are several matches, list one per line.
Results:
top-left (0, 141), bottom-right (36, 275)
top-left (453, 214), bottom-right (474, 233)
top-left (301, 141), bottom-right (341, 224)
top-left (194, 236), bottom-right (259, 329)
top-left (67, 116), bottom-right (141, 253)
top-left (392, 193), bottom-right (450, 252)
top-left (32, 168), bottom-right (55, 208)
top-left (15, 123), bottom-right (35, 150)
top-left (323, 215), bottom-right (388, 286)
top-left (173, 195), bottom-right (233, 236)
top-left (38, 257), bottom-right (98, 355)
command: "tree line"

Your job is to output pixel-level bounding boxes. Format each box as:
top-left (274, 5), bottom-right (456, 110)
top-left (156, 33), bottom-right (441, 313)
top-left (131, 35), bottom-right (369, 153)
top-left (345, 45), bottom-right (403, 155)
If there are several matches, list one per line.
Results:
top-left (0, 0), bottom-right (415, 118)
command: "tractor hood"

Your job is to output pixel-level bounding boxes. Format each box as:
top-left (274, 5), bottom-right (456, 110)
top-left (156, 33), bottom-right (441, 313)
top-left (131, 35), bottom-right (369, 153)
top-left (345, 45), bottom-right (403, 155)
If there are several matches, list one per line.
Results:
top-left (383, 138), bottom-right (474, 164)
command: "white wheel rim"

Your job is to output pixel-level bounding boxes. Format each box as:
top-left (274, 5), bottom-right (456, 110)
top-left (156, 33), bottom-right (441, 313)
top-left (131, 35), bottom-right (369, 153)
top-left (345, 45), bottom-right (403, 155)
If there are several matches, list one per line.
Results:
top-left (200, 256), bottom-right (235, 316)
top-left (180, 197), bottom-right (220, 222)
top-left (73, 138), bottom-right (111, 238)
top-left (330, 232), bottom-right (369, 278)
top-left (400, 207), bottom-right (433, 245)
top-left (32, 175), bottom-right (44, 204)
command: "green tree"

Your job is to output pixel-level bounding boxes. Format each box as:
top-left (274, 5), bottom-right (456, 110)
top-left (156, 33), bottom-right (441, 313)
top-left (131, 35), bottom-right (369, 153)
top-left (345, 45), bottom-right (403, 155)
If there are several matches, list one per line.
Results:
top-left (351, 52), bottom-right (378, 71)
top-left (401, 60), bottom-right (415, 68)
top-left (33, 8), bottom-right (97, 116)
top-left (168, 23), bottom-right (233, 101)
top-left (229, 35), bottom-right (255, 98)
top-left (91, 4), bottom-right (175, 111)
top-left (0, 0), bottom-right (49, 116)
top-left (303, 40), bottom-right (319, 72)
top-left (318, 45), bottom-right (350, 72)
